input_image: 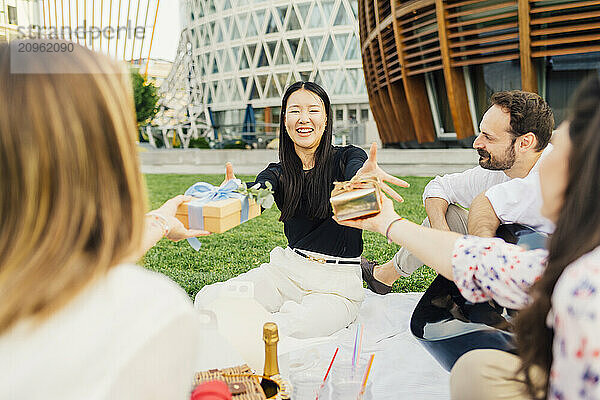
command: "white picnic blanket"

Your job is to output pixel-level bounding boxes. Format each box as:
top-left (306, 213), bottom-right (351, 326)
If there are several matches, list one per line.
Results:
top-left (279, 291), bottom-right (450, 400)
top-left (196, 290), bottom-right (449, 399)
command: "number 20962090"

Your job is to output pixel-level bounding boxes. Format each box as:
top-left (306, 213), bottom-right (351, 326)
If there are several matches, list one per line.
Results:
top-left (18, 42), bottom-right (75, 53)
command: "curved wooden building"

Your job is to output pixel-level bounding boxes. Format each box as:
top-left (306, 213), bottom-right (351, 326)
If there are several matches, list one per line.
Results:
top-left (358, 0), bottom-right (600, 146)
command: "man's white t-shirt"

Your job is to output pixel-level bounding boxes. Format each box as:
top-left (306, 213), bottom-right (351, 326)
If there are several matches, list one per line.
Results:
top-left (422, 144), bottom-right (554, 234)
top-left (0, 264), bottom-right (203, 400)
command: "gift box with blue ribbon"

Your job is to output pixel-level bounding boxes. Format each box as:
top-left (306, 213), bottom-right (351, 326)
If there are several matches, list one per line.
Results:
top-left (176, 179), bottom-right (261, 234)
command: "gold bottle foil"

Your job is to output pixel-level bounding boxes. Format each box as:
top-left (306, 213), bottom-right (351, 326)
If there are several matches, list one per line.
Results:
top-left (330, 187), bottom-right (381, 221)
top-left (262, 322), bottom-right (280, 378)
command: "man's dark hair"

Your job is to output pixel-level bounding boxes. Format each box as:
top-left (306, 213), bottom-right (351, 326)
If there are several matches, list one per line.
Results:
top-left (491, 90), bottom-right (554, 151)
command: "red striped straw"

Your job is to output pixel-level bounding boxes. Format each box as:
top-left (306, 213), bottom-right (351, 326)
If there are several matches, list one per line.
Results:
top-left (323, 347), bottom-right (339, 383)
top-left (316, 347), bottom-right (339, 400)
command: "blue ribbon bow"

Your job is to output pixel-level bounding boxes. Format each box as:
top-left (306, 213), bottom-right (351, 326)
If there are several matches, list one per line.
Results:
top-left (184, 179), bottom-right (250, 251)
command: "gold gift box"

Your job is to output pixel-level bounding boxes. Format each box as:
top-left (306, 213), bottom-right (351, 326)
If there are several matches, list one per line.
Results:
top-left (176, 198), bottom-right (260, 233)
top-left (330, 186), bottom-right (381, 221)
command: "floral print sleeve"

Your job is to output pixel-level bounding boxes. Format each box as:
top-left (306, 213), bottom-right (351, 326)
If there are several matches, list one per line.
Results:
top-left (452, 235), bottom-right (548, 309)
top-left (548, 247), bottom-right (600, 400)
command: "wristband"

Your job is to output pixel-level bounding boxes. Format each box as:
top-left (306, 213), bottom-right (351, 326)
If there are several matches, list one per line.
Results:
top-left (146, 212), bottom-right (170, 237)
top-left (385, 217), bottom-right (404, 244)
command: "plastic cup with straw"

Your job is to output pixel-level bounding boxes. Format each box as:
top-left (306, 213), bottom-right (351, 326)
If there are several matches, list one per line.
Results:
top-left (358, 354), bottom-right (375, 399)
top-left (352, 324), bottom-right (364, 379)
top-left (316, 347), bottom-right (338, 400)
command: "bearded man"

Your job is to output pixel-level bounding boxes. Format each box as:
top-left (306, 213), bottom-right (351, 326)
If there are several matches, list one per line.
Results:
top-left (362, 90), bottom-right (555, 294)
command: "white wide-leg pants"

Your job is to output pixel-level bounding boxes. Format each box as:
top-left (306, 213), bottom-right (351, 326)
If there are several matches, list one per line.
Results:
top-left (194, 246), bottom-right (365, 338)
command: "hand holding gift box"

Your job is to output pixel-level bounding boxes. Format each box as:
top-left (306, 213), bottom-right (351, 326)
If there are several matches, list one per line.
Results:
top-left (331, 143), bottom-right (410, 221)
top-left (330, 176), bottom-right (384, 221)
top-left (176, 179), bottom-right (274, 234)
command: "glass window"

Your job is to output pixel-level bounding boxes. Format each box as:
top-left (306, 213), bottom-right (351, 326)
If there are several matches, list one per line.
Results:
top-left (222, 17), bottom-right (231, 41)
top-left (274, 45), bottom-right (290, 65)
top-left (208, 21), bottom-right (216, 43)
top-left (246, 43), bottom-right (257, 66)
top-left (257, 44), bottom-right (269, 68)
top-left (238, 13), bottom-right (249, 36)
top-left (276, 73), bottom-right (289, 91)
top-left (350, 1), bottom-right (358, 21)
top-left (426, 70), bottom-right (455, 134)
top-left (346, 34), bottom-right (359, 60)
top-left (545, 53), bottom-right (600, 124)
top-left (255, 9), bottom-right (266, 32)
top-left (215, 25), bottom-right (223, 43)
top-left (266, 13), bottom-right (279, 34)
top-left (334, 3), bottom-right (351, 26)
top-left (296, 39), bottom-right (312, 63)
top-left (247, 14), bottom-right (259, 37)
top-left (276, 6), bottom-right (288, 27)
top-left (211, 55), bottom-right (218, 74)
top-left (335, 34), bottom-right (348, 57)
top-left (356, 71), bottom-right (366, 95)
top-left (361, 109), bottom-right (369, 121)
top-left (265, 79), bottom-right (280, 98)
top-left (267, 41), bottom-right (277, 62)
top-left (309, 36), bottom-right (323, 58)
top-left (207, 0), bottom-right (216, 13)
top-left (469, 60), bottom-right (522, 124)
top-left (287, 7), bottom-right (302, 30)
top-left (272, 106), bottom-right (281, 124)
top-left (296, 3), bottom-right (311, 26)
top-left (307, 6), bottom-right (323, 28)
top-left (336, 71), bottom-right (351, 95)
top-left (336, 109), bottom-right (344, 120)
top-left (287, 38), bottom-right (300, 60)
top-left (249, 79), bottom-right (259, 99)
top-left (322, 35), bottom-right (337, 61)
top-left (349, 108), bottom-right (357, 121)
top-left (257, 75), bottom-right (269, 95)
top-left (321, 69), bottom-right (337, 93)
top-left (322, 0), bottom-right (335, 22)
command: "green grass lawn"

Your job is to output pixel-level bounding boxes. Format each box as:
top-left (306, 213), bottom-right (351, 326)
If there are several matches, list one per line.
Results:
top-left (143, 174), bottom-right (438, 299)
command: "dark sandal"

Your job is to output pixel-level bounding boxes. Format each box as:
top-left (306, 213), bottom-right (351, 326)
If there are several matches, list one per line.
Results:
top-left (361, 257), bottom-right (392, 295)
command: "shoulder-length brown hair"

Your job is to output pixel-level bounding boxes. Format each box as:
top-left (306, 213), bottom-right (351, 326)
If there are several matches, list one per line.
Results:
top-left (515, 74), bottom-right (600, 399)
top-left (0, 41), bottom-right (146, 334)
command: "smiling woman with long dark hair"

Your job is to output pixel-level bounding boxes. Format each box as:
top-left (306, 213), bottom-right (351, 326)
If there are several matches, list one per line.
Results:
top-left (194, 81), bottom-right (406, 338)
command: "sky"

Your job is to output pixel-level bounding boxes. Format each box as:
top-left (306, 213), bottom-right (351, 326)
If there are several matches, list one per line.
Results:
top-left (32, 0), bottom-right (182, 61)
top-left (150, 0), bottom-right (181, 61)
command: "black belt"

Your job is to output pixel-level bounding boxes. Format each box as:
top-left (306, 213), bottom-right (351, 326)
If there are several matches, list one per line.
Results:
top-left (293, 249), bottom-right (361, 265)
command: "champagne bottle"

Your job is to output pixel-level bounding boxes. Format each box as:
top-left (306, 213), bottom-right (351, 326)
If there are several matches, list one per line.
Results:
top-left (261, 322), bottom-right (280, 398)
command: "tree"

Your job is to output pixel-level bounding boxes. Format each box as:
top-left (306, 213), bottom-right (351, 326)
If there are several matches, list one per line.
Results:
top-left (131, 70), bottom-right (159, 126)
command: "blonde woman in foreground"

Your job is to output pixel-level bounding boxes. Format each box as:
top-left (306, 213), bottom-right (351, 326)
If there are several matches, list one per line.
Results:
top-left (0, 42), bottom-right (209, 399)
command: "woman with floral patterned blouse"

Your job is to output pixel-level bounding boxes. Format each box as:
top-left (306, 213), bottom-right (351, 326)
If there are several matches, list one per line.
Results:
top-left (337, 75), bottom-right (600, 400)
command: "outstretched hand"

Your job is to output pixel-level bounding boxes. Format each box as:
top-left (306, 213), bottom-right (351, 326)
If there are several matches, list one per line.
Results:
top-left (355, 142), bottom-right (409, 202)
top-left (151, 195), bottom-right (211, 241)
top-left (221, 162), bottom-right (237, 186)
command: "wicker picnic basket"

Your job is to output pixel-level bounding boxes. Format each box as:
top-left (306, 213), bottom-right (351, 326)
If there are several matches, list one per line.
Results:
top-left (194, 364), bottom-right (265, 399)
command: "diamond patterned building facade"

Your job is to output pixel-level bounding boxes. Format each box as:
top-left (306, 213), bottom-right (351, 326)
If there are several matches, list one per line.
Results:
top-left (173, 0), bottom-right (378, 145)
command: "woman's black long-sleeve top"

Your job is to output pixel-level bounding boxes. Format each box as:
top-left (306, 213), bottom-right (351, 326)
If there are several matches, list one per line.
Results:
top-left (251, 145), bottom-right (368, 258)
